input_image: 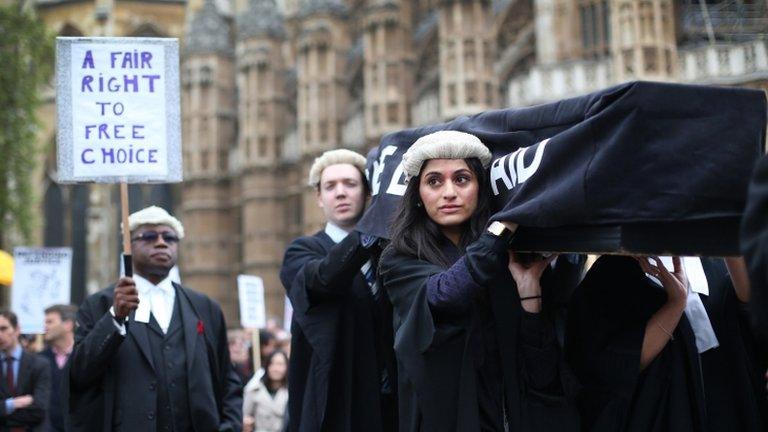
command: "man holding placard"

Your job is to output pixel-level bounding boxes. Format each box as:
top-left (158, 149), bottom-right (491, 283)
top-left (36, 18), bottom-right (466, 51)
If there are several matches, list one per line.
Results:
top-left (68, 206), bottom-right (242, 432)
top-left (280, 149), bottom-right (397, 432)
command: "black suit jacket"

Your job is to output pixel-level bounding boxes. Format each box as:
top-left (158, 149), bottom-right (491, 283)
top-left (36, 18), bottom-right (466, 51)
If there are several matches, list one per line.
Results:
top-left (39, 348), bottom-right (65, 432)
top-left (67, 283), bottom-right (242, 432)
top-left (0, 351), bottom-right (51, 432)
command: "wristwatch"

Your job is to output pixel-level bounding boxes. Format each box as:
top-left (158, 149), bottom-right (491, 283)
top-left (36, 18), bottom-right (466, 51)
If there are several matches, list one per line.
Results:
top-left (487, 221), bottom-right (515, 244)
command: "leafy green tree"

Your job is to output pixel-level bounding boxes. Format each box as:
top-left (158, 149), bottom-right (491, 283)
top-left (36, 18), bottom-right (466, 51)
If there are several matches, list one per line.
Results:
top-left (0, 4), bottom-right (53, 249)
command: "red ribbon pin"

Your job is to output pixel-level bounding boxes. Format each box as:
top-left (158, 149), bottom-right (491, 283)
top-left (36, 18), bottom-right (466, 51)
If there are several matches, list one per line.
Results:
top-left (197, 320), bottom-right (204, 334)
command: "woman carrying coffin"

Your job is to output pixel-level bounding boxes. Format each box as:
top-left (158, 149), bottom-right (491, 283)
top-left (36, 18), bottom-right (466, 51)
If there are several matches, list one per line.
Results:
top-left (378, 131), bottom-right (578, 432)
top-left (565, 255), bottom-right (767, 432)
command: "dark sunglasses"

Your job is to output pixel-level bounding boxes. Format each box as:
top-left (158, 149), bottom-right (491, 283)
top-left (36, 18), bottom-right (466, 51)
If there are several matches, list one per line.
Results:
top-left (131, 231), bottom-right (180, 244)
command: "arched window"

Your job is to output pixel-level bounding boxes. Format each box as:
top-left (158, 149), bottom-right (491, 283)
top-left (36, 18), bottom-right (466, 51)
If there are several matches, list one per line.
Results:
top-left (129, 23), bottom-right (167, 38)
top-left (59, 23), bottom-right (83, 37)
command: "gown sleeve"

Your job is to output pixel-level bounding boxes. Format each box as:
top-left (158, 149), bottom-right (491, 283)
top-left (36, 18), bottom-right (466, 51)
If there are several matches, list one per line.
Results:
top-left (741, 154), bottom-right (768, 338)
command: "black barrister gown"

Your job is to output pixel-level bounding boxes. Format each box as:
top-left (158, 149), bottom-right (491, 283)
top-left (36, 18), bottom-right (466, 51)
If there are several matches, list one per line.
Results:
top-left (280, 230), bottom-right (396, 432)
top-left (379, 232), bottom-right (579, 432)
top-left (697, 258), bottom-right (768, 432)
top-left (742, 153), bottom-right (768, 340)
top-left (565, 255), bottom-right (706, 432)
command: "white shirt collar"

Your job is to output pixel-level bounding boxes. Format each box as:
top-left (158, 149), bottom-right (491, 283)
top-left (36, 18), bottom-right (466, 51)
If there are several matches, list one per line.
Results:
top-left (133, 273), bottom-right (175, 325)
top-left (324, 222), bottom-right (350, 244)
top-left (133, 273), bottom-right (175, 296)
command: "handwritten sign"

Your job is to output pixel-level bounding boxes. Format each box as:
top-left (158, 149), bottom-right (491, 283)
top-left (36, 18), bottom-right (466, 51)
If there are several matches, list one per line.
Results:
top-left (237, 275), bottom-right (266, 329)
top-left (56, 37), bottom-right (181, 183)
top-left (11, 248), bottom-right (72, 334)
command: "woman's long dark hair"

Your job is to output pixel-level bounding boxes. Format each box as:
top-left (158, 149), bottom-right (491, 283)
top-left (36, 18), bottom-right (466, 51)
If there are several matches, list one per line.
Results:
top-left (389, 158), bottom-right (492, 267)
top-left (261, 350), bottom-right (288, 390)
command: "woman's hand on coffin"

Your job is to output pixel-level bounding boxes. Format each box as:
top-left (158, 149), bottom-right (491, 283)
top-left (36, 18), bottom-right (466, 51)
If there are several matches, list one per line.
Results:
top-left (637, 256), bottom-right (688, 309)
top-left (508, 253), bottom-right (556, 299)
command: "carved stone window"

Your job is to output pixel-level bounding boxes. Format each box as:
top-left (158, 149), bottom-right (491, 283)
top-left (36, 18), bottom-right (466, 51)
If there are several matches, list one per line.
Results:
top-left (622, 49), bottom-right (635, 75)
top-left (639, 0), bottom-right (654, 41)
top-left (717, 48), bottom-right (731, 73)
top-left (371, 104), bottom-right (380, 127)
top-left (201, 150), bottom-right (209, 170)
top-left (317, 46), bottom-right (328, 77)
top-left (745, 44), bottom-right (757, 72)
top-left (695, 51), bottom-right (707, 76)
top-left (258, 136), bottom-right (268, 157)
top-left (466, 81), bottom-right (478, 104)
top-left (579, 0), bottom-right (611, 58)
top-left (319, 120), bottom-right (329, 142)
top-left (386, 63), bottom-right (399, 93)
top-left (219, 150), bottom-right (227, 171)
top-left (643, 47), bottom-right (658, 74)
top-left (387, 102), bottom-right (398, 124)
top-left (447, 83), bottom-right (457, 106)
top-left (200, 65), bottom-right (213, 86)
top-left (464, 39), bottom-right (476, 72)
top-left (485, 82), bottom-right (494, 106)
top-left (619, 3), bottom-right (634, 45)
top-left (385, 23), bottom-right (399, 50)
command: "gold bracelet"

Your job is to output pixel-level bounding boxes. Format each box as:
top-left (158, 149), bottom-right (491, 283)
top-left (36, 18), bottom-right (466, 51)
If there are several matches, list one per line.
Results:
top-left (657, 323), bottom-right (675, 340)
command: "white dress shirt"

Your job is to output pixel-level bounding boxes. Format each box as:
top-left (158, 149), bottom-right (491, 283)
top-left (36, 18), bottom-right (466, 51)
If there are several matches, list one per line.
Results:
top-left (133, 274), bottom-right (176, 333)
top-left (111, 274), bottom-right (176, 335)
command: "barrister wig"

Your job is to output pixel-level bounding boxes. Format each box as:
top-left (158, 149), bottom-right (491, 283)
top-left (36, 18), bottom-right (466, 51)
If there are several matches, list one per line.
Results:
top-left (124, 206), bottom-right (185, 239)
top-left (402, 130), bottom-right (492, 179)
top-left (307, 149), bottom-right (368, 187)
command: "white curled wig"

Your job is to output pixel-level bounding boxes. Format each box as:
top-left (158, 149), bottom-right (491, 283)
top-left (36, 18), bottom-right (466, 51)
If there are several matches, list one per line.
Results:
top-left (307, 149), bottom-right (367, 187)
top-left (402, 130), bottom-right (492, 179)
top-left (124, 206), bottom-right (185, 239)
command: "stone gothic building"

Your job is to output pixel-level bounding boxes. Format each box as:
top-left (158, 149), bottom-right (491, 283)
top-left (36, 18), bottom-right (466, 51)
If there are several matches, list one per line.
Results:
top-left (30, 0), bottom-right (768, 324)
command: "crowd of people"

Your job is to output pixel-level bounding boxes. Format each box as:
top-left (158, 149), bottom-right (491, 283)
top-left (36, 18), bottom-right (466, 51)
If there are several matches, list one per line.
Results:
top-left (3, 129), bottom-right (768, 431)
top-left (279, 131), bottom-right (768, 432)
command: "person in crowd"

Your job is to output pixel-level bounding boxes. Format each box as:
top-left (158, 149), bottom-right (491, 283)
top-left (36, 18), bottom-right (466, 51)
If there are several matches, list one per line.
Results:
top-left (242, 350), bottom-right (289, 432)
top-left (275, 332), bottom-right (290, 359)
top-left (228, 328), bottom-right (253, 387)
top-left (700, 258), bottom-right (767, 431)
top-left (379, 131), bottom-right (578, 431)
top-left (566, 255), bottom-right (767, 431)
top-left (258, 329), bottom-right (277, 367)
top-left (0, 310), bottom-right (50, 432)
top-left (68, 206), bottom-right (242, 432)
top-left (40, 304), bottom-right (76, 432)
top-left (280, 149), bottom-right (397, 431)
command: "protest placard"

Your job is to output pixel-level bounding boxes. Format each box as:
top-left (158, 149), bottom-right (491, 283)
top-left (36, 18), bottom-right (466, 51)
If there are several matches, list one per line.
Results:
top-left (238, 275), bottom-right (267, 371)
top-left (56, 37), bottom-right (181, 183)
top-left (11, 248), bottom-right (73, 334)
top-left (237, 275), bottom-right (266, 330)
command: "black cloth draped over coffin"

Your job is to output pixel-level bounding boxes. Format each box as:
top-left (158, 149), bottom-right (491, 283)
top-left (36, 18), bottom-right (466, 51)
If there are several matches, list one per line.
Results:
top-left (358, 81), bottom-right (766, 255)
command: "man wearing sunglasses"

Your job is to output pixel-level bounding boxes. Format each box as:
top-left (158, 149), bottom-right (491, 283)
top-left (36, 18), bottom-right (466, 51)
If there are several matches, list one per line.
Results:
top-left (67, 206), bottom-right (242, 432)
